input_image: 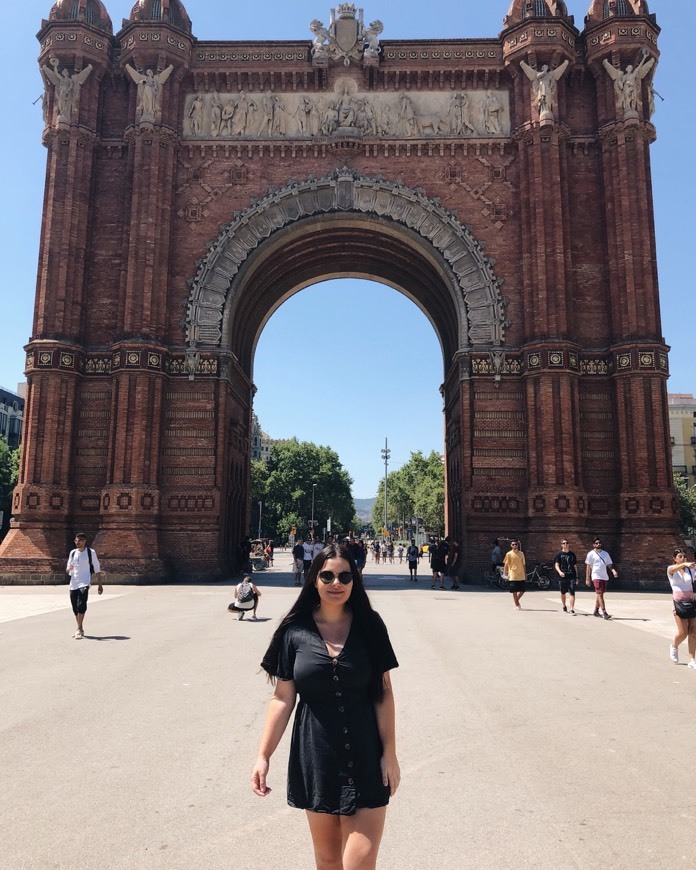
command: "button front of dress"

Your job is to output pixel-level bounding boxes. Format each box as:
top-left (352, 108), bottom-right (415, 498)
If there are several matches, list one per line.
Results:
top-left (332, 652), bottom-right (357, 815)
top-left (282, 616), bottom-right (397, 816)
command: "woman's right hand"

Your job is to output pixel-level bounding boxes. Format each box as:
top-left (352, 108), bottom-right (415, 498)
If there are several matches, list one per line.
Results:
top-left (251, 757), bottom-right (272, 796)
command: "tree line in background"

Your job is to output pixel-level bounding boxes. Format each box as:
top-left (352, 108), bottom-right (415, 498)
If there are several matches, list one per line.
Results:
top-left (371, 450), bottom-right (445, 538)
top-left (0, 440), bottom-right (20, 538)
top-left (251, 438), bottom-right (358, 540)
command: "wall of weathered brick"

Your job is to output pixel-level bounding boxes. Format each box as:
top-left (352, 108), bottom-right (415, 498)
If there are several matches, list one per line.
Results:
top-left (0, 3), bottom-right (678, 585)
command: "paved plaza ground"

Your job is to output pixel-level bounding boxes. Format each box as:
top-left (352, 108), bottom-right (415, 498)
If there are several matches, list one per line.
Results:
top-left (1, 550), bottom-right (694, 869)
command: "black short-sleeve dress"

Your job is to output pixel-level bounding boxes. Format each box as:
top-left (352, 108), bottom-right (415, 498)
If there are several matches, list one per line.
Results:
top-left (273, 612), bottom-right (398, 816)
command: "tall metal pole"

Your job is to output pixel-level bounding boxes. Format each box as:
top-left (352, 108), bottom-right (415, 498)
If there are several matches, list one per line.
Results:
top-left (381, 438), bottom-right (390, 539)
top-left (311, 483), bottom-right (317, 534)
top-left (257, 500), bottom-right (262, 538)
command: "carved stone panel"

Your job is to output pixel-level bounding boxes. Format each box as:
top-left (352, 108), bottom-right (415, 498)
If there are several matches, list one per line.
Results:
top-left (182, 84), bottom-right (511, 140)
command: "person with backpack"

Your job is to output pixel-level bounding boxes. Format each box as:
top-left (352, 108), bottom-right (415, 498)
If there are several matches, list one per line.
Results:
top-left (584, 537), bottom-right (618, 620)
top-left (228, 574), bottom-right (261, 620)
top-left (66, 532), bottom-right (103, 639)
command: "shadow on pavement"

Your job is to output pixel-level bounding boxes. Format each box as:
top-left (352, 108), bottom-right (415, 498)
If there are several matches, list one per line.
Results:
top-left (84, 635), bottom-right (131, 641)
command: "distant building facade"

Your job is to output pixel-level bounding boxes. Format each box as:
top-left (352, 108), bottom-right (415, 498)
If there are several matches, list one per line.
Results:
top-left (669, 394), bottom-right (696, 488)
top-left (251, 414), bottom-right (272, 465)
top-left (0, 387), bottom-right (24, 450)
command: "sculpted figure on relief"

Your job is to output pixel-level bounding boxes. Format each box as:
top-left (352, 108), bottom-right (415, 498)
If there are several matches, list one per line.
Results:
top-left (188, 94), bottom-right (204, 136)
top-left (42, 59), bottom-right (93, 124)
top-left (448, 92), bottom-right (476, 136)
top-left (519, 59), bottom-right (569, 122)
top-left (210, 92), bottom-right (222, 137)
top-left (481, 90), bottom-right (504, 135)
top-left (125, 64), bottom-right (174, 123)
top-left (363, 20), bottom-right (384, 58)
top-left (602, 50), bottom-right (655, 117)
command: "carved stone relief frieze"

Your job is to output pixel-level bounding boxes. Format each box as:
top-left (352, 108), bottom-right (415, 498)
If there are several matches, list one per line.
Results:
top-left (182, 80), bottom-right (511, 140)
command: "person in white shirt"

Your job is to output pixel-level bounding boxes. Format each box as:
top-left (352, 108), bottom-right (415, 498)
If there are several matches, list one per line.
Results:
top-left (312, 536), bottom-right (324, 560)
top-left (585, 537), bottom-right (618, 620)
top-left (66, 532), bottom-right (103, 639)
top-left (667, 548), bottom-right (696, 666)
top-left (302, 539), bottom-right (315, 577)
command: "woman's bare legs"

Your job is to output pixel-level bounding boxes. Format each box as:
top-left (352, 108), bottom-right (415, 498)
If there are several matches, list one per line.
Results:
top-left (673, 613), bottom-right (688, 650)
top-left (306, 807), bottom-right (387, 870)
top-left (306, 812), bottom-right (343, 870)
top-left (688, 618), bottom-right (696, 662)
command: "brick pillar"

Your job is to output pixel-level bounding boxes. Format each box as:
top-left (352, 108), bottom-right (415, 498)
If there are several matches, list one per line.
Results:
top-left (586, 24), bottom-right (679, 576)
top-left (503, 32), bottom-right (586, 558)
top-left (91, 24), bottom-right (194, 576)
top-left (0, 20), bottom-right (110, 579)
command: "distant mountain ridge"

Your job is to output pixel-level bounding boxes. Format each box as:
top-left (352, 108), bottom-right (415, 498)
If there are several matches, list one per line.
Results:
top-left (353, 498), bottom-right (375, 521)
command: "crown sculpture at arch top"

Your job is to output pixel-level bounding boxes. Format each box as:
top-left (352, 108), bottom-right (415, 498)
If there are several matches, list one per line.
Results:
top-left (310, 4), bottom-right (383, 67)
top-left (186, 170), bottom-right (508, 357)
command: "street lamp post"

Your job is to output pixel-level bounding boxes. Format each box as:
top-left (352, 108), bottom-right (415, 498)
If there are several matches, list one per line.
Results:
top-left (381, 438), bottom-right (390, 539)
top-left (257, 500), bottom-right (262, 538)
top-left (311, 483), bottom-right (317, 536)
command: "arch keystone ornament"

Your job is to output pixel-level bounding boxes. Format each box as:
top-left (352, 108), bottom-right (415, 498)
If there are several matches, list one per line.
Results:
top-left (0, 2), bottom-right (678, 586)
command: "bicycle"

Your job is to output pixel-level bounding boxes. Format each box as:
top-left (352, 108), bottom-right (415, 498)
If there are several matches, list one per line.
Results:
top-left (483, 566), bottom-right (508, 589)
top-left (526, 563), bottom-right (553, 590)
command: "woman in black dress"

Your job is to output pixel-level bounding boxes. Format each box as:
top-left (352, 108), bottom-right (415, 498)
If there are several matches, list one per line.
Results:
top-left (251, 543), bottom-right (400, 869)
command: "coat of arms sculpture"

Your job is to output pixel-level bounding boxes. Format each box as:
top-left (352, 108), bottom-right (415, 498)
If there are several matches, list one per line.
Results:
top-left (310, 4), bottom-right (383, 67)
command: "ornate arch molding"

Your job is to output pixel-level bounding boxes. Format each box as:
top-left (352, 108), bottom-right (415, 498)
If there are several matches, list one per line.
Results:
top-left (186, 170), bottom-right (508, 353)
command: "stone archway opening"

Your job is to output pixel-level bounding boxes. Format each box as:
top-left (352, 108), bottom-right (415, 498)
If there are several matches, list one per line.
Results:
top-left (251, 276), bottom-right (446, 534)
top-left (185, 172), bottom-right (507, 570)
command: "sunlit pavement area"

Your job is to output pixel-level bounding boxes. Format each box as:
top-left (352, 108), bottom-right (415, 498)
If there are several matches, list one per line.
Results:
top-left (1, 550), bottom-right (693, 870)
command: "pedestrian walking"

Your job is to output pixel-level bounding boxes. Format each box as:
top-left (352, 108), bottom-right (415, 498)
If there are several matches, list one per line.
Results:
top-left (66, 532), bottom-right (103, 639)
top-left (585, 537), bottom-right (618, 619)
top-left (303, 538), bottom-right (314, 578)
top-left (667, 547), bottom-right (696, 667)
top-left (406, 538), bottom-right (420, 581)
top-left (312, 534), bottom-right (324, 562)
top-left (503, 539), bottom-right (526, 610)
top-left (397, 544), bottom-right (404, 563)
top-left (491, 539), bottom-right (503, 572)
top-left (554, 539), bottom-right (578, 614)
top-left (446, 536), bottom-right (460, 589)
top-left (228, 574), bottom-right (261, 620)
top-left (251, 543), bottom-right (400, 868)
top-left (430, 538), bottom-right (449, 589)
top-left (292, 538), bottom-right (305, 586)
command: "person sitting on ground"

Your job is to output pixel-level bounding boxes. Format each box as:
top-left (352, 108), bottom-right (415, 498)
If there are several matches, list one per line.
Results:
top-left (228, 574), bottom-right (261, 621)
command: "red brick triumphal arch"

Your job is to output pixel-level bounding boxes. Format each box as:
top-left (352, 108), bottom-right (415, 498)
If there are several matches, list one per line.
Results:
top-left (0, 0), bottom-right (679, 583)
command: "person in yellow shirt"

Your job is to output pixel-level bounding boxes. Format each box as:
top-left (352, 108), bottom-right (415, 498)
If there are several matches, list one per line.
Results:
top-left (503, 539), bottom-right (527, 610)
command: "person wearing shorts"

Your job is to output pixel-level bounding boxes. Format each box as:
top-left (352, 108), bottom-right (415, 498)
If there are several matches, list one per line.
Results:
top-left (554, 539), bottom-right (578, 614)
top-left (585, 537), bottom-right (618, 619)
top-left (406, 538), bottom-right (420, 581)
top-left (292, 538), bottom-right (305, 586)
top-left (503, 539), bottom-right (526, 610)
top-left (66, 532), bottom-right (103, 639)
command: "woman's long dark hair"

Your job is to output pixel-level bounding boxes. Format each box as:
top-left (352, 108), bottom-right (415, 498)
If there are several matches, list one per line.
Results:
top-left (261, 543), bottom-right (390, 702)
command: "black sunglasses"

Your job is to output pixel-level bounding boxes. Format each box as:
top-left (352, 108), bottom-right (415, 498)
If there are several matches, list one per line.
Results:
top-left (318, 570), bottom-right (353, 585)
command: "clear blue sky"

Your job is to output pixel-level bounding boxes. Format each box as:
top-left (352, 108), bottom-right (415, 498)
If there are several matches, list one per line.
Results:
top-left (2, 1), bottom-right (693, 498)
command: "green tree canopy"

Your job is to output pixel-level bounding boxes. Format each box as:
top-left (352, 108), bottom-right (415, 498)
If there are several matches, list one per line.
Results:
top-left (674, 471), bottom-right (696, 539)
top-left (372, 450), bottom-right (444, 536)
top-left (0, 439), bottom-right (20, 538)
top-left (259, 438), bottom-right (355, 540)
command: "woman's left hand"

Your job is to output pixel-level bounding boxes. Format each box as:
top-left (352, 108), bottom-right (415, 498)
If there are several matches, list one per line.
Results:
top-left (380, 752), bottom-right (401, 796)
